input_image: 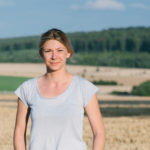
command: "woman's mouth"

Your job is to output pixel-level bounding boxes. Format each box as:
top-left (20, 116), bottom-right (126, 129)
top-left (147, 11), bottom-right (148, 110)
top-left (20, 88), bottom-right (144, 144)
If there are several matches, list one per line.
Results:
top-left (51, 62), bottom-right (59, 65)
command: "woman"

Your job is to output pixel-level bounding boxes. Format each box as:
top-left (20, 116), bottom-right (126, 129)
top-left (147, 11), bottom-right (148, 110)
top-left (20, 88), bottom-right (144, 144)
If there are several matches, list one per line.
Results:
top-left (13, 28), bottom-right (105, 150)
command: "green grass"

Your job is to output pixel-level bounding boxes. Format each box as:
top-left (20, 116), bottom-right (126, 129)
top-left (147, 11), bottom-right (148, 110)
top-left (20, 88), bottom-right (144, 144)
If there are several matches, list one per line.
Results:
top-left (111, 80), bottom-right (150, 96)
top-left (111, 91), bottom-right (131, 96)
top-left (70, 51), bottom-right (150, 68)
top-left (1, 51), bottom-right (150, 68)
top-left (0, 75), bottom-right (30, 91)
top-left (131, 80), bottom-right (150, 96)
top-left (92, 80), bottom-right (118, 85)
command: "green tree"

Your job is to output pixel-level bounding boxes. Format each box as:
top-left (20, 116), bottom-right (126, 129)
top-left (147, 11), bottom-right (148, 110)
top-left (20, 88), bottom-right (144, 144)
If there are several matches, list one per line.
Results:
top-left (125, 38), bottom-right (136, 51)
top-left (140, 39), bottom-right (150, 53)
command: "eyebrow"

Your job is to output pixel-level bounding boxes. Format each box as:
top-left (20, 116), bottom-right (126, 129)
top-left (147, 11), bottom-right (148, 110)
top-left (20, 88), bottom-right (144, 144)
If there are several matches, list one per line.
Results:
top-left (43, 47), bottom-right (66, 50)
top-left (57, 47), bottom-right (66, 50)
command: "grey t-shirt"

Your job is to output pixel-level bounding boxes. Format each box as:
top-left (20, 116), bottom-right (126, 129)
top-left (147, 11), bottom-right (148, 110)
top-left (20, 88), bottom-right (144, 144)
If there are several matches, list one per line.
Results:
top-left (14, 75), bottom-right (99, 150)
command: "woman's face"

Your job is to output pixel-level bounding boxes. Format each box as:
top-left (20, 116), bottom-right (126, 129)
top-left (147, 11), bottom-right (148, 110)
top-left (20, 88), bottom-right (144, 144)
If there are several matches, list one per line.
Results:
top-left (42, 39), bottom-right (70, 72)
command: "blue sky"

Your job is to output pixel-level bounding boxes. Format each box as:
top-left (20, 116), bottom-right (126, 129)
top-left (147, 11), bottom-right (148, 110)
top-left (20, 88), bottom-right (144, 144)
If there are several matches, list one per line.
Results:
top-left (0, 0), bottom-right (150, 38)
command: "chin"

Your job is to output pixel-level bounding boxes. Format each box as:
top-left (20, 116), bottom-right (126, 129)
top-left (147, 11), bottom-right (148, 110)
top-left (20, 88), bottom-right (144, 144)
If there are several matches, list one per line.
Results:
top-left (46, 63), bottom-right (65, 71)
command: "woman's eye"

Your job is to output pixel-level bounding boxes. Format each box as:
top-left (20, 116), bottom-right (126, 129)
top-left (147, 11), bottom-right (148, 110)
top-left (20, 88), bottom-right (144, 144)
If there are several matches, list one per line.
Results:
top-left (58, 49), bottom-right (63, 52)
top-left (44, 50), bottom-right (51, 53)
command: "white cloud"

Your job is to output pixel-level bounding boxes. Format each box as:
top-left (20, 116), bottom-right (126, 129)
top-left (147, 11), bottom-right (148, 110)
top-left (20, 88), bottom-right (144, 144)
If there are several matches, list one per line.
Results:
top-left (131, 3), bottom-right (150, 10)
top-left (85, 0), bottom-right (125, 10)
top-left (0, 0), bottom-right (14, 7)
top-left (70, 0), bottom-right (125, 11)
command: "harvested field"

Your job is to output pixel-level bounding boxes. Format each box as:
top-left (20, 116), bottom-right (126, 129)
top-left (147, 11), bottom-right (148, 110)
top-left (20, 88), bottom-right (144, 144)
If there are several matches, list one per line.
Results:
top-left (0, 63), bottom-right (150, 150)
top-left (0, 102), bottom-right (150, 150)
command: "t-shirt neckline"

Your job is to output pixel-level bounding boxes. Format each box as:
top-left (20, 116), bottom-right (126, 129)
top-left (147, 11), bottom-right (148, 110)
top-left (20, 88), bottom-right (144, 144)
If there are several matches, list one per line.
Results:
top-left (35, 75), bottom-right (77, 101)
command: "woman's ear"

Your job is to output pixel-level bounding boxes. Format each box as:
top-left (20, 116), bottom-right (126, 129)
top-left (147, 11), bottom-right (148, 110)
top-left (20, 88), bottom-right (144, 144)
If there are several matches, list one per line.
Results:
top-left (67, 53), bottom-right (71, 58)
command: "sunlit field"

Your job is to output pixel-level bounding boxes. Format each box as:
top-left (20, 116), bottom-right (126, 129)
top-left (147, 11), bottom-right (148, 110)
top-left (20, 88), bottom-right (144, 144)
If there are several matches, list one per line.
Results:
top-left (0, 63), bottom-right (150, 150)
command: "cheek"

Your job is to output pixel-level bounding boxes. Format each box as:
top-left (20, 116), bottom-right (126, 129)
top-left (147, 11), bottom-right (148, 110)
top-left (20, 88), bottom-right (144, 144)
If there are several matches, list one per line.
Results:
top-left (43, 55), bottom-right (50, 62)
top-left (59, 53), bottom-right (68, 59)
top-left (62, 55), bottom-right (69, 60)
top-left (63, 51), bottom-right (70, 57)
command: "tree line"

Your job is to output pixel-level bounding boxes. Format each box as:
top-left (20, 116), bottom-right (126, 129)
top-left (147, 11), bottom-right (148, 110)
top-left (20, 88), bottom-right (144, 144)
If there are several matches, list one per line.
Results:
top-left (0, 27), bottom-right (150, 53)
top-left (0, 27), bottom-right (150, 68)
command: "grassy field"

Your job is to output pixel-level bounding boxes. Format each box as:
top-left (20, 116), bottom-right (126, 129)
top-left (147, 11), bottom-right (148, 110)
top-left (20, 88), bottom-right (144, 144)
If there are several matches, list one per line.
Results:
top-left (0, 76), bottom-right (30, 91)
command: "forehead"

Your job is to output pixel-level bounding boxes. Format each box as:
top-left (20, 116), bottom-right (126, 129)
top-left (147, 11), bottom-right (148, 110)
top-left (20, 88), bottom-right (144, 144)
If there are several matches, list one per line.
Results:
top-left (43, 39), bottom-right (66, 49)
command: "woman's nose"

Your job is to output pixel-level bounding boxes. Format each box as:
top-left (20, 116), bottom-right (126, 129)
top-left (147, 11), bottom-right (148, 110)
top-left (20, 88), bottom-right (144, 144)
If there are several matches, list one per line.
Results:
top-left (51, 52), bottom-right (57, 59)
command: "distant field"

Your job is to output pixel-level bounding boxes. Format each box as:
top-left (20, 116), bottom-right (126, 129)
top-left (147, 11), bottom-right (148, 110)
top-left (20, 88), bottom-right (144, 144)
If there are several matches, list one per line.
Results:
top-left (0, 75), bottom-right (30, 91)
top-left (1, 63), bottom-right (150, 95)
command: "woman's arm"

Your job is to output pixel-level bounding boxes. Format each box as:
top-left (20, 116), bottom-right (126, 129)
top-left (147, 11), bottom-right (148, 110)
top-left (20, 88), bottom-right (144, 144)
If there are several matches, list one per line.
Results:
top-left (13, 97), bottom-right (30, 150)
top-left (84, 94), bottom-right (105, 150)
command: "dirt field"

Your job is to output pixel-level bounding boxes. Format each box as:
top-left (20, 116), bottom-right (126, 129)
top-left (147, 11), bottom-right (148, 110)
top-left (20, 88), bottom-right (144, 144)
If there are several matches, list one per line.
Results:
top-left (0, 105), bottom-right (150, 150)
top-left (0, 63), bottom-right (150, 150)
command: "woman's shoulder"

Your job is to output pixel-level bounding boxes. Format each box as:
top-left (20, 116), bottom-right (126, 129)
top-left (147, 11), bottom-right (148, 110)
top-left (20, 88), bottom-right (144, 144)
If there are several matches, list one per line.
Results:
top-left (76, 75), bottom-right (93, 84)
top-left (75, 75), bottom-right (98, 91)
top-left (19, 77), bottom-right (36, 88)
top-left (76, 75), bottom-right (99, 107)
top-left (26, 77), bottom-right (36, 84)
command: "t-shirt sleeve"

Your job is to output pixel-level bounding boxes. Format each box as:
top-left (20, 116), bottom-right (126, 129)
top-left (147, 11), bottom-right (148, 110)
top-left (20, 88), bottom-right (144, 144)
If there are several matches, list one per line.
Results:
top-left (14, 81), bottom-right (29, 107)
top-left (81, 78), bottom-right (99, 108)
